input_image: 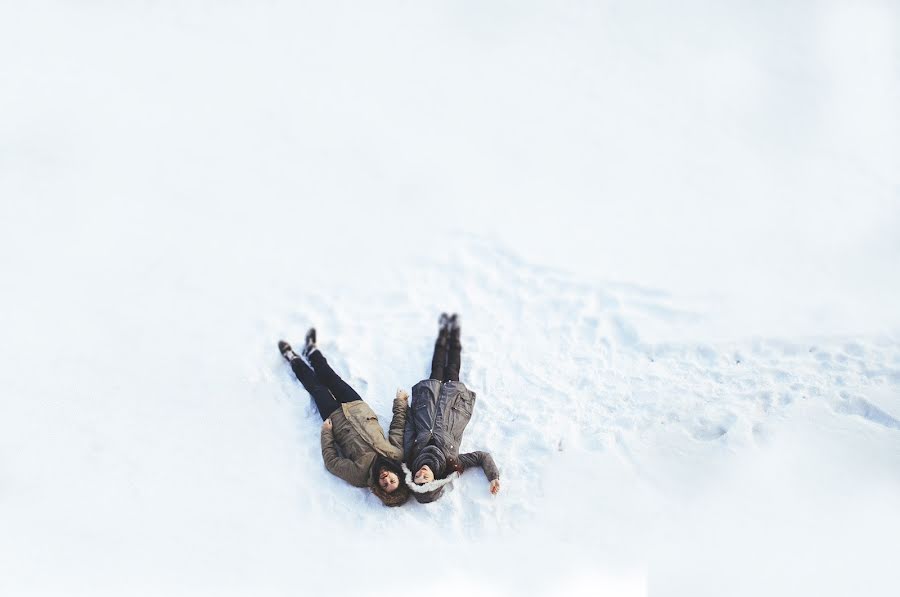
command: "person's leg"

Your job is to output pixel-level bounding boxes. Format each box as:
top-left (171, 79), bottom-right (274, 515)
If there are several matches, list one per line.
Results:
top-left (445, 329), bottom-right (461, 382)
top-left (429, 330), bottom-right (449, 381)
top-left (289, 357), bottom-right (340, 420)
top-left (307, 349), bottom-right (363, 404)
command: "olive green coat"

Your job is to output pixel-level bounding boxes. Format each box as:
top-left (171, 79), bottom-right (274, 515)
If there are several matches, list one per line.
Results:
top-left (320, 396), bottom-right (407, 487)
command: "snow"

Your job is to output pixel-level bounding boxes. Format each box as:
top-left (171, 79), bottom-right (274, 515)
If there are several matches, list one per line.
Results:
top-left (2, 1), bottom-right (899, 595)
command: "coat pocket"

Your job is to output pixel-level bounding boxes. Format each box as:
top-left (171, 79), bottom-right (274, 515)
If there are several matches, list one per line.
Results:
top-left (413, 400), bottom-right (431, 420)
top-left (450, 394), bottom-right (474, 417)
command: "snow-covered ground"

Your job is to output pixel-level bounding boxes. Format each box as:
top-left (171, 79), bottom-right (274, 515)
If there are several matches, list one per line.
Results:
top-left (2, 2), bottom-right (899, 595)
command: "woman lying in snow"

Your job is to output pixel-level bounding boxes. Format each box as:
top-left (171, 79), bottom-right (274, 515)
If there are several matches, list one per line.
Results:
top-left (279, 329), bottom-right (410, 507)
top-left (401, 314), bottom-right (501, 503)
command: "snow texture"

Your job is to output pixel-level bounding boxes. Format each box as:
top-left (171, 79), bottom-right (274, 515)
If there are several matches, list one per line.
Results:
top-left (2, 2), bottom-right (899, 596)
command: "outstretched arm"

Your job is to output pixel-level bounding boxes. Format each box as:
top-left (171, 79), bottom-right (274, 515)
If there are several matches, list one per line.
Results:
top-left (320, 420), bottom-right (368, 487)
top-left (458, 451), bottom-right (501, 494)
top-left (388, 389), bottom-right (409, 450)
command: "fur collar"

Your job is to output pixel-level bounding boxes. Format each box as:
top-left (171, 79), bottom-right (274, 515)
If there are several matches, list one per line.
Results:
top-left (401, 462), bottom-right (459, 493)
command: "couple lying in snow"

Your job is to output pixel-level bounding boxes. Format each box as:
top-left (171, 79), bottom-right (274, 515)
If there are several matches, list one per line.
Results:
top-left (278, 313), bottom-right (500, 507)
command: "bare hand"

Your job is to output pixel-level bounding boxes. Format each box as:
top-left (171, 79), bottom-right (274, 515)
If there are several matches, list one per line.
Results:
top-left (489, 479), bottom-right (501, 495)
top-left (322, 419), bottom-right (333, 431)
top-left (396, 388), bottom-right (409, 402)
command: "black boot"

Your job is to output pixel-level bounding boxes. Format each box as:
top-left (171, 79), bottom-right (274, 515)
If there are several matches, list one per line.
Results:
top-left (439, 312), bottom-right (451, 333)
top-left (302, 327), bottom-right (318, 357)
top-left (448, 313), bottom-right (461, 335)
top-left (278, 340), bottom-right (298, 362)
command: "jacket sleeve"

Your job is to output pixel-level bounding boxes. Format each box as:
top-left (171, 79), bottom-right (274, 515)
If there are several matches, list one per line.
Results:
top-left (388, 394), bottom-right (408, 450)
top-left (458, 451), bottom-right (499, 481)
top-left (320, 426), bottom-right (368, 487)
top-left (402, 400), bottom-right (417, 459)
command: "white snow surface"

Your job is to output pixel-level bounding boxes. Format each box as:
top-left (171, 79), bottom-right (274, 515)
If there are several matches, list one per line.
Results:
top-left (2, 2), bottom-right (900, 596)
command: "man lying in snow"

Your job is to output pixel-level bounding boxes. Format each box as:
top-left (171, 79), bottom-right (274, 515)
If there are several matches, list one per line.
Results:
top-left (279, 329), bottom-right (410, 507)
top-left (401, 313), bottom-right (501, 503)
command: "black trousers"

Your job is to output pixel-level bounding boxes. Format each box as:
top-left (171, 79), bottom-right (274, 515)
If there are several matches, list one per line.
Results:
top-left (290, 349), bottom-right (362, 420)
top-left (429, 330), bottom-right (461, 382)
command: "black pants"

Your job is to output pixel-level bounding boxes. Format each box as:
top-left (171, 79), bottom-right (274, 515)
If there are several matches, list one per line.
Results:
top-left (290, 350), bottom-right (362, 420)
top-left (429, 329), bottom-right (461, 382)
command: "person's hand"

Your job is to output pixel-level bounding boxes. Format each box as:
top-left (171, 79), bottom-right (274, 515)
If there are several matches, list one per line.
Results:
top-left (489, 479), bottom-right (501, 495)
top-left (322, 418), bottom-right (333, 431)
top-left (396, 388), bottom-right (409, 403)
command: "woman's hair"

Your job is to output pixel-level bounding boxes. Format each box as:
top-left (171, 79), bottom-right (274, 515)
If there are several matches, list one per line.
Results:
top-left (370, 457), bottom-right (411, 507)
top-left (371, 481), bottom-right (410, 507)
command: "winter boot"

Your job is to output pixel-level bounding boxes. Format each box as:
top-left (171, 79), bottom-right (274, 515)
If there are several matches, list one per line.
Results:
top-left (302, 327), bottom-right (318, 357)
top-left (278, 340), bottom-right (298, 362)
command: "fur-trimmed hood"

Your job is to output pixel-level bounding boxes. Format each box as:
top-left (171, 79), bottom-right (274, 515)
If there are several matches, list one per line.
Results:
top-left (402, 462), bottom-right (459, 504)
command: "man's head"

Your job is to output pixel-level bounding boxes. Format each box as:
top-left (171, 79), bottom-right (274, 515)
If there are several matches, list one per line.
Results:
top-left (414, 464), bottom-right (435, 485)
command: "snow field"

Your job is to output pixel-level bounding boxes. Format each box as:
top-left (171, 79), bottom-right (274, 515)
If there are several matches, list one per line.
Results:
top-left (2, 1), bottom-right (899, 595)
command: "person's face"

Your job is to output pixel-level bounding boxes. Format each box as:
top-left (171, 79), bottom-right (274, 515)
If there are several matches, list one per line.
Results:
top-left (414, 465), bottom-right (434, 485)
top-left (378, 469), bottom-right (399, 493)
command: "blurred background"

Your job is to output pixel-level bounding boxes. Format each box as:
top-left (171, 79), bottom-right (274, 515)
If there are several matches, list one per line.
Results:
top-left (2, 0), bottom-right (898, 339)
